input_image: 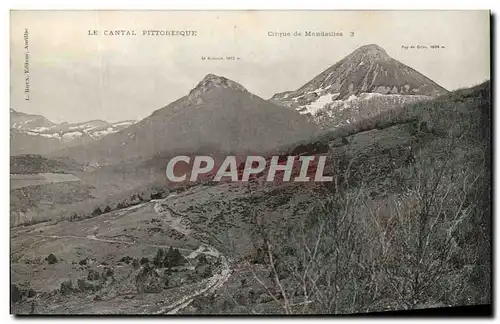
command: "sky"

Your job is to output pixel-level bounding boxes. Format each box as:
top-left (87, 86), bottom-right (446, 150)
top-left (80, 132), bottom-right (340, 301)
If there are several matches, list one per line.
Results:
top-left (10, 10), bottom-right (490, 123)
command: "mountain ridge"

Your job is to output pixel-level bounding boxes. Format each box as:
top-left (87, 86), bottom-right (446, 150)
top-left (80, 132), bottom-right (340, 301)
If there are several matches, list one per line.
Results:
top-left (52, 73), bottom-right (319, 165)
top-left (10, 109), bottom-right (137, 155)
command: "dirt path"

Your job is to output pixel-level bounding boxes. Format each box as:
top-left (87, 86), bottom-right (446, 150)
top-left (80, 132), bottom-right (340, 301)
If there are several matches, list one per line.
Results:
top-left (156, 260), bottom-right (231, 314)
top-left (32, 234), bottom-right (195, 253)
top-left (152, 201), bottom-right (232, 314)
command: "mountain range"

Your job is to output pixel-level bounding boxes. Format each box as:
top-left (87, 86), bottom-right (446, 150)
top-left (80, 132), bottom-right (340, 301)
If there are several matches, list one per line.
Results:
top-left (12, 44), bottom-right (449, 163)
top-left (10, 109), bottom-right (136, 155)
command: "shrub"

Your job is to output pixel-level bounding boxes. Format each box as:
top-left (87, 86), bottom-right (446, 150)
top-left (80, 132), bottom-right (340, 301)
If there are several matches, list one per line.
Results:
top-left (153, 249), bottom-right (165, 268)
top-left (87, 269), bottom-right (100, 281)
top-left (59, 280), bottom-right (73, 295)
top-left (103, 267), bottom-right (114, 278)
top-left (151, 192), bottom-right (163, 200)
top-left (118, 256), bottom-right (133, 264)
top-left (164, 247), bottom-right (186, 268)
top-left (135, 265), bottom-right (162, 293)
top-left (46, 253), bottom-right (58, 264)
top-left (92, 207), bottom-right (102, 216)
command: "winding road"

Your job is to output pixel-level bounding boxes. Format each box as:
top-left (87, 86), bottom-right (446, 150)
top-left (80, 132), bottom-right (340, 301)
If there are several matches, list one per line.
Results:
top-left (29, 199), bottom-right (232, 314)
top-left (152, 201), bottom-right (231, 314)
top-left (33, 233), bottom-right (195, 253)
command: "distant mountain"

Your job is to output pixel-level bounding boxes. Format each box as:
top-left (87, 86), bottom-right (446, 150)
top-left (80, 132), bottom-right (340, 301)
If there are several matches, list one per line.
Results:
top-left (55, 74), bottom-right (319, 165)
top-left (270, 44), bottom-right (448, 128)
top-left (10, 109), bottom-right (55, 131)
top-left (10, 109), bottom-right (136, 155)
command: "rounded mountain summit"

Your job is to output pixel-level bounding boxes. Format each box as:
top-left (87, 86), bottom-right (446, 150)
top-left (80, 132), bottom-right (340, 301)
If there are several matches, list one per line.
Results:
top-left (54, 73), bottom-right (319, 165)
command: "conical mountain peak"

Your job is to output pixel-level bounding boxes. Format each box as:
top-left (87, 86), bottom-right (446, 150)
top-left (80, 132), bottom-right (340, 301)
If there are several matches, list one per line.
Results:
top-left (272, 43), bottom-right (447, 103)
top-left (270, 43), bottom-right (449, 128)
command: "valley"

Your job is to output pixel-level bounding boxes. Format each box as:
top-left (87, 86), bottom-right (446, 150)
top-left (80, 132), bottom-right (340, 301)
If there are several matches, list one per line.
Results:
top-left (11, 173), bottom-right (81, 190)
top-left (11, 193), bottom-right (230, 314)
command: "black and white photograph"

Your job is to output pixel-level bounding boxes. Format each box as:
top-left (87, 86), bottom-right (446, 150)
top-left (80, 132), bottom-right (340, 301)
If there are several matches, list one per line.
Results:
top-left (9, 10), bottom-right (491, 315)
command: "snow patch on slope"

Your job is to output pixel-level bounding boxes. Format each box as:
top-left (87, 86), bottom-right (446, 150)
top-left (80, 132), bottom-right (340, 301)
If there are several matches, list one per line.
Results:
top-left (297, 92), bottom-right (340, 115)
top-left (61, 131), bottom-right (84, 142)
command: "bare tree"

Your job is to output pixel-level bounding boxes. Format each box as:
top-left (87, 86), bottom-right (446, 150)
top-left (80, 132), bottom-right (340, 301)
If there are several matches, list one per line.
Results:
top-left (248, 140), bottom-right (489, 314)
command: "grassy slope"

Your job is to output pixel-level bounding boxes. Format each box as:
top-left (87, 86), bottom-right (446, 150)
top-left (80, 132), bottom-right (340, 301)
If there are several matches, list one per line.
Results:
top-left (180, 81), bottom-right (491, 313)
top-left (10, 155), bottom-right (83, 174)
top-left (9, 82), bottom-right (491, 314)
